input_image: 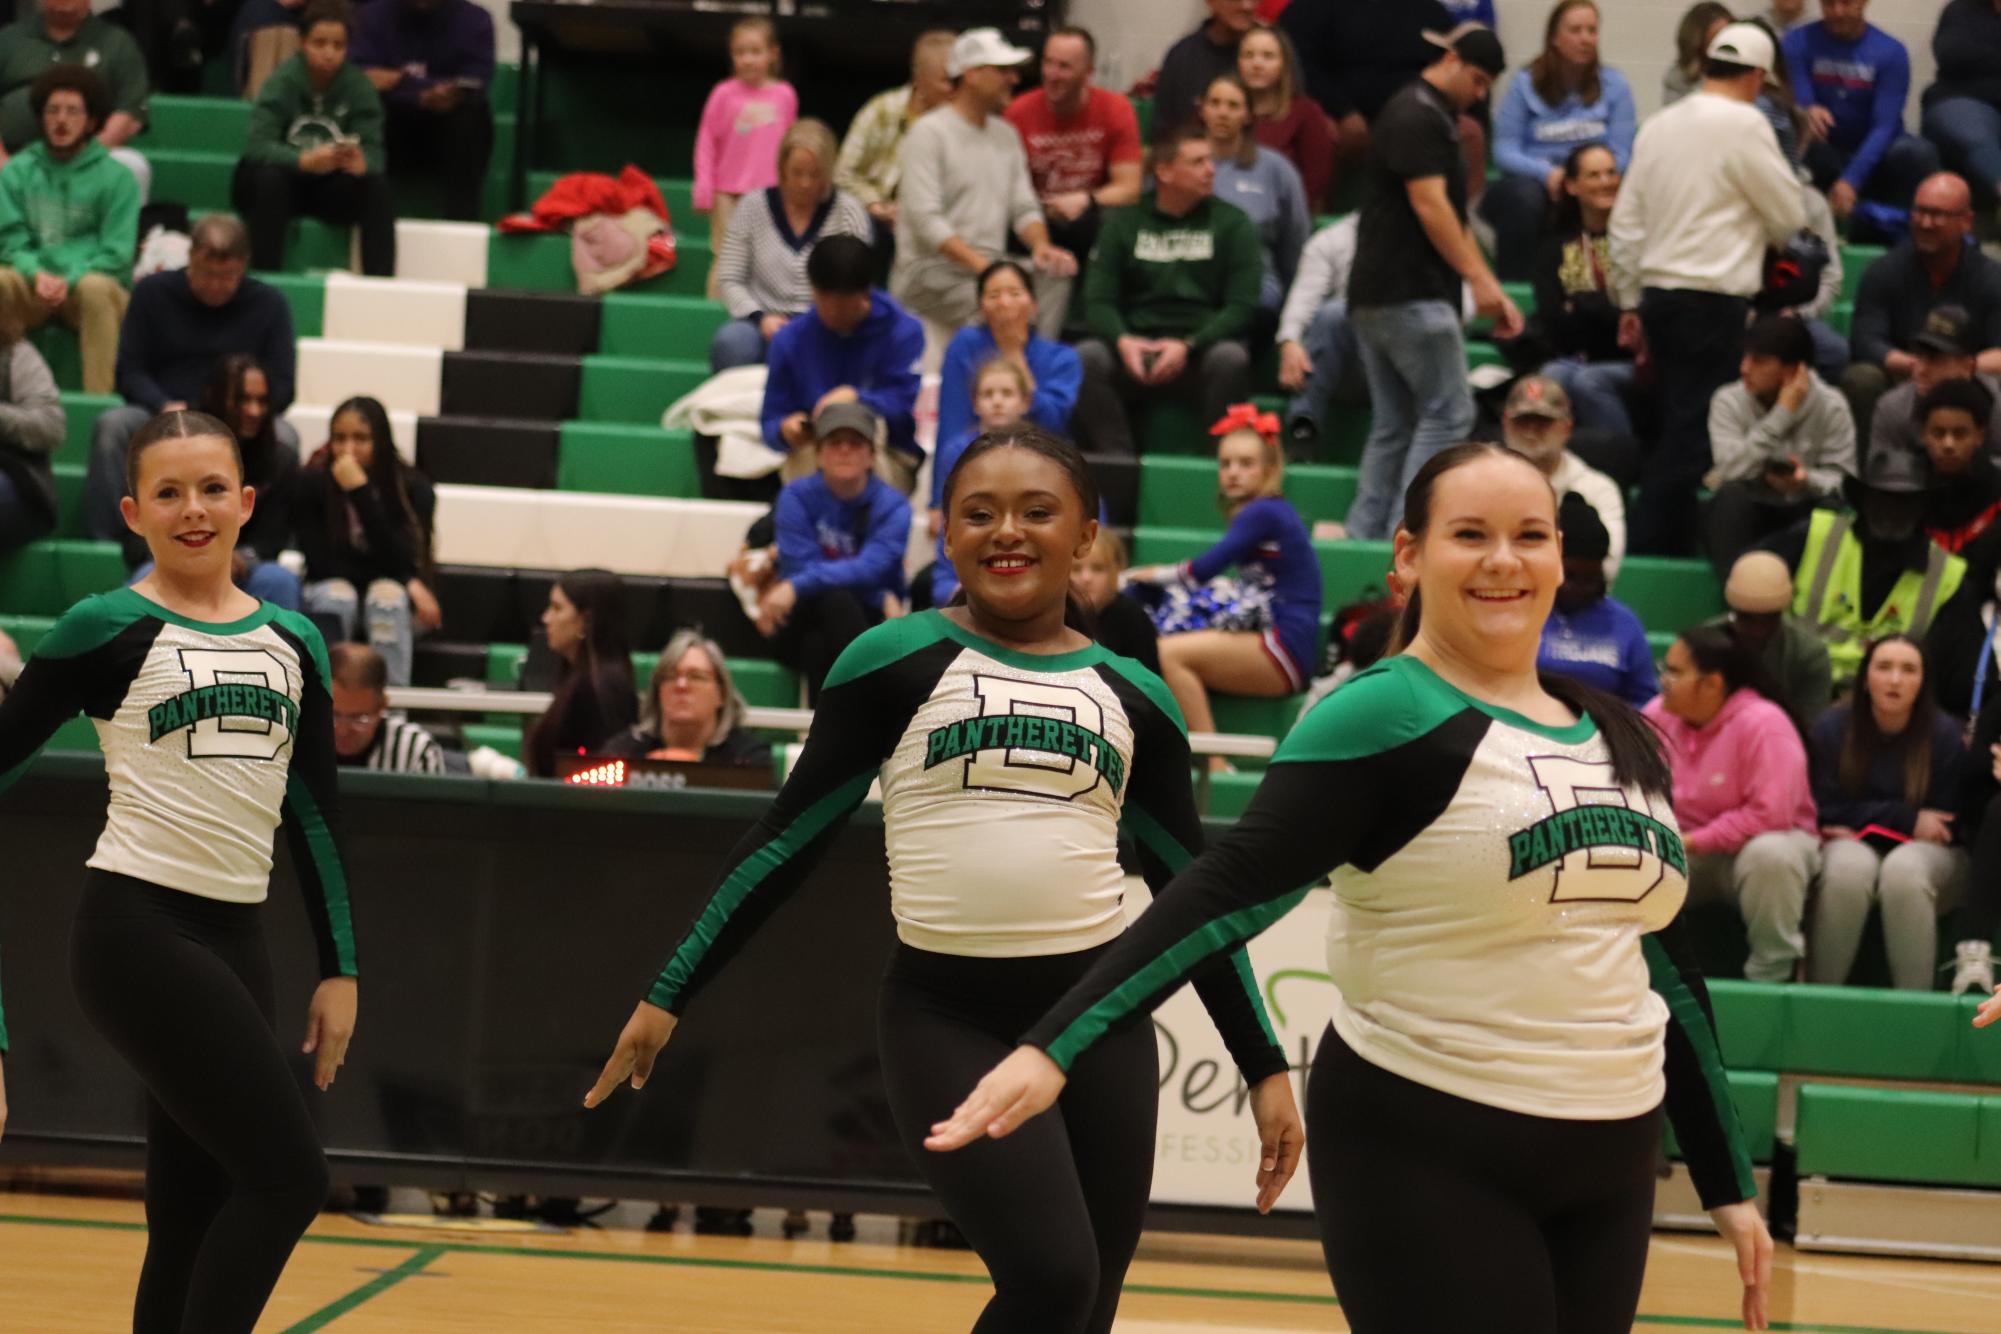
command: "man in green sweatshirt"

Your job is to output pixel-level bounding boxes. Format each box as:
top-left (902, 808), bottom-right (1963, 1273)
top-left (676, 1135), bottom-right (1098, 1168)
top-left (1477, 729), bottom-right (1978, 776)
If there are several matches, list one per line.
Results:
top-left (0, 64), bottom-right (137, 395)
top-left (231, 0), bottom-right (394, 276)
top-left (1071, 122), bottom-right (1260, 455)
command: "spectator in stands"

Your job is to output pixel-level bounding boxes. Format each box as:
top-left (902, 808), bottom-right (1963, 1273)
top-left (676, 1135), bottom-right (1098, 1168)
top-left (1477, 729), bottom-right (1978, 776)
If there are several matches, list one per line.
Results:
top-left (329, 642), bottom-right (445, 773)
top-left (1662, 3), bottom-right (1734, 105)
top-left (1785, 0), bottom-right (1937, 228)
top-left (84, 214), bottom-right (297, 547)
top-left (0, 66), bottom-right (136, 397)
top-left (1275, 214), bottom-right (1364, 461)
top-left (693, 16), bottom-right (796, 303)
top-left (1610, 22), bottom-right (1805, 555)
top-left (761, 401), bottom-right (911, 701)
top-left (1124, 407), bottom-right (1320, 764)
top-left (929, 356), bottom-right (1032, 606)
top-left (234, 0), bottom-right (393, 277)
top-left (1810, 633), bottom-right (1968, 987)
top-left (833, 30), bottom-right (955, 266)
top-left (710, 117), bottom-right (872, 373)
top-left (891, 28), bottom-right (1074, 361)
top-left (1532, 143), bottom-right (1637, 440)
top-left (525, 567), bottom-right (637, 778)
top-left (1755, 20), bottom-right (1810, 168)
top-left (0, 303), bottom-right (63, 556)
top-left (601, 630), bottom-right (772, 769)
top-left (1763, 0), bottom-right (1812, 37)
top-left (1845, 181), bottom-right (2001, 437)
top-left (1501, 373), bottom-right (1626, 579)
top-left (1537, 493), bottom-right (1654, 705)
top-left (1201, 74), bottom-right (1309, 327)
top-left (1950, 694), bottom-right (2001, 995)
top-left (1154, 0), bottom-right (1260, 139)
top-left (1763, 448), bottom-right (1972, 690)
top-left (1706, 550), bottom-right (1834, 727)
top-left (1238, 24), bottom-right (1333, 210)
top-left (1071, 125), bottom-right (1259, 458)
top-left (1705, 313), bottom-right (1857, 574)
top-left (0, 0), bottom-right (151, 198)
top-left (1866, 307), bottom-right (2001, 474)
top-left (296, 395), bottom-right (439, 686)
top-left (1484, 1), bottom-right (1636, 283)
top-left (1921, 0), bottom-right (2001, 218)
top-left (1916, 378), bottom-right (2001, 564)
top-left (129, 353), bottom-right (301, 604)
top-left (1004, 25), bottom-right (1141, 338)
top-left (1646, 621), bottom-right (1821, 982)
top-left (1070, 527), bottom-right (1158, 676)
top-left (350, 0), bottom-right (496, 224)
top-left (1344, 24), bottom-right (1518, 541)
top-left (1791, 173), bottom-right (1853, 380)
top-left (761, 234), bottom-right (924, 492)
top-left (935, 260), bottom-right (1080, 479)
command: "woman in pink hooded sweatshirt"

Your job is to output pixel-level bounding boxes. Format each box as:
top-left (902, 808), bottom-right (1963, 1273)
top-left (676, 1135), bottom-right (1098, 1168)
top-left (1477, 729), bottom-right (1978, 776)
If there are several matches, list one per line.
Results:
top-left (1644, 622), bottom-right (1819, 983)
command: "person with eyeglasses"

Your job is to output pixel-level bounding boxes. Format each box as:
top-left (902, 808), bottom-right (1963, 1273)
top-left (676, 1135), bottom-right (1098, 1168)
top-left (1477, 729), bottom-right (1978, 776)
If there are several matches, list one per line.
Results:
top-left (600, 630), bottom-right (773, 768)
top-left (328, 641), bottom-right (443, 774)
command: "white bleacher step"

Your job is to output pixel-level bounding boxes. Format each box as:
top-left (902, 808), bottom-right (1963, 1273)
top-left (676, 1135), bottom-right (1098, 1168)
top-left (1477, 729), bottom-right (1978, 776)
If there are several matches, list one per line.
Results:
top-left (432, 485), bottom-right (762, 578)
top-left (296, 338), bottom-right (442, 417)
top-left (283, 402), bottom-right (419, 464)
top-left (323, 273), bottom-right (468, 350)
top-left (395, 220), bottom-right (489, 288)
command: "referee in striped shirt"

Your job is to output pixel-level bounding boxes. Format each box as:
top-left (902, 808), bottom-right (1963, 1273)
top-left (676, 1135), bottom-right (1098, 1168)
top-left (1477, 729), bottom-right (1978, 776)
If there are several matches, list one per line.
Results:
top-left (330, 643), bottom-right (446, 774)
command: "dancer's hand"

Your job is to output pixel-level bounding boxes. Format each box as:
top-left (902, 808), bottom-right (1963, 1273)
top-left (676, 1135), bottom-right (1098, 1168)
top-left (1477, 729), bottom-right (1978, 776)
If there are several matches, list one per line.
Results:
top-left (924, 1046), bottom-right (1065, 1151)
top-left (1246, 1072), bottom-right (1303, 1213)
top-left (1709, 1200), bottom-right (1773, 1330)
top-left (303, 977), bottom-right (357, 1091)
top-left (583, 1002), bottom-right (677, 1107)
top-left (1975, 985), bottom-right (2001, 1028)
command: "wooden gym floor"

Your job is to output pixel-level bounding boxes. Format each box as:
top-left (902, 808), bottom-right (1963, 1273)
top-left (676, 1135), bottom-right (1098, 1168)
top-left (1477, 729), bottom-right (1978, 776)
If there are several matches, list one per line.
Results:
top-left (0, 1187), bottom-right (1996, 1332)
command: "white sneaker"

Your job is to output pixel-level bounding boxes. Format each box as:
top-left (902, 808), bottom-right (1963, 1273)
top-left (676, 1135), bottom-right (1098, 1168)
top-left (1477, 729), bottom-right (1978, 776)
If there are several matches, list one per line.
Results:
top-left (1949, 940), bottom-right (1994, 997)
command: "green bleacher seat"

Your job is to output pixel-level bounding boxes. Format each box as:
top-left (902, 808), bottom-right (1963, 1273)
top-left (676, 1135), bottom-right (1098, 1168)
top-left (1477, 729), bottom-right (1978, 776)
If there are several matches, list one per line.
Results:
top-left (1795, 1084), bottom-right (2000, 1188)
top-left (556, 423), bottom-right (703, 499)
top-left (1136, 456), bottom-right (1356, 528)
top-left (1209, 693), bottom-right (1301, 749)
top-left (145, 96), bottom-right (251, 153)
top-left (0, 542), bottom-right (61, 615)
top-left (1203, 769), bottom-right (1260, 819)
top-left (599, 294), bottom-right (729, 360)
top-left (1611, 556), bottom-right (1725, 635)
top-left (1827, 300), bottom-right (1853, 337)
top-left (0, 613), bottom-right (55, 654)
top-left (257, 271), bottom-right (326, 338)
top-left (28, 323), bottom-right (81, 392)
top-left (1840, 244), bottom-right (1884, 304)
top-left (486, 232), bottom-right (706, 295)
top-left (149, 148), bottom-right (235, 211)
top-left (56, 540), bottom-right (130, 605)
top-left (59, 392), bottom-right (118, 466)
top-left (1783, 985), bottom-right (1962, 1081)
top-left (1706, 980), bottom-right (1787, 1069)
top-left (461, 721), bottom-right (523, 761)
top-left (53, 463), bottom-right (85, 537)
top-left (578, 356), bottom-right (710, 426)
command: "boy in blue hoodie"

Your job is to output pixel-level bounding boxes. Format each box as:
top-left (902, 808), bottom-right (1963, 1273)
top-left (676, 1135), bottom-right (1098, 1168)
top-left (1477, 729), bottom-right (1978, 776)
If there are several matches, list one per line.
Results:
top-left (762, 234), bottom-right (925, 494)
top-left (1784, 0), bottom-right (1938, 223)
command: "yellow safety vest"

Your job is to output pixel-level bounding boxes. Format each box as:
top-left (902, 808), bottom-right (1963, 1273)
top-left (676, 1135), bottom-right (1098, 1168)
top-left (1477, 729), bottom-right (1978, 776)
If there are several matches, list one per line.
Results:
top-left (1790, 508), bottom-right (1965, 683)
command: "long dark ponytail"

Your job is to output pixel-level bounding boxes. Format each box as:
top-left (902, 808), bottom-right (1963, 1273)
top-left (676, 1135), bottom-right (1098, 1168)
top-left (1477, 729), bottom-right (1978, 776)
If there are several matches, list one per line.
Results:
top-left (1393, 440), bottom-right (1672, 799)
top-left (939, 423), bottom-right (1100, 637)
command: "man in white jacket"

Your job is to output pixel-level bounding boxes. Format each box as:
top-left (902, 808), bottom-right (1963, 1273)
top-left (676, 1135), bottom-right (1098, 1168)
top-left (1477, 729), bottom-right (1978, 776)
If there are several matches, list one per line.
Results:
top-left (1610, 22), bottom-right (1805, 555)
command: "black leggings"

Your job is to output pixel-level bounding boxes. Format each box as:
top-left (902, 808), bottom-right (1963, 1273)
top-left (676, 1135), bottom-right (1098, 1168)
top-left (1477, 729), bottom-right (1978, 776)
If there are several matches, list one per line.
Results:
top-left (1308, 1024), bottom-right (1661, 1334)
top-left (878, 943), bottom-right (1158, 1334)
top-left (69, 872), bottom-right (329, 1334)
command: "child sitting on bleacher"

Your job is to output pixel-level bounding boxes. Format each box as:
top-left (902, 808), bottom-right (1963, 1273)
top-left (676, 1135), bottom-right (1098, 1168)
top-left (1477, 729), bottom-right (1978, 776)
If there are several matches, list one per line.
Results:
top-left (1124, 404), bottom-right (1321, 769)
top-left (695, 16), bottom-right (797, 303)
top-left (1070, 528), bottom-right (1158, 677)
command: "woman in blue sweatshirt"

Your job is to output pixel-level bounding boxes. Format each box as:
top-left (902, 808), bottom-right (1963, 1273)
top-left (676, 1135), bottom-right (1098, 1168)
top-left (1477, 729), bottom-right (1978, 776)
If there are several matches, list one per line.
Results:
top-left (1785, 8), bottom-right (1937, 222)
top-left (1483, 0), bottom-right (1636, 281)
top-left (934, 261), bottom-right (1079, 464)
top-left (1535, 493), bottom-right (1655, 706)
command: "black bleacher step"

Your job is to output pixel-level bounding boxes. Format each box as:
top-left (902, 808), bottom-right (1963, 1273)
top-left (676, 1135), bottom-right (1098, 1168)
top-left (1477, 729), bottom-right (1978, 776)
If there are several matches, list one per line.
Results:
top-left (413, 639), bottom-right (489, 688)
top-left (1086, 452), bottom-right (1138, 528)
top-left (668, 577), bottom-right (763, 657)
top-left (513, 568), bottom-right (676, 654)
top-left (465, 288), bottom-right (602, 358)
top-left (434, 565), bottom-right (522, 643)
top-left (417, 416), bottom-right (561, 489)
top-left (690, 432), bottom-right (782, 504)
top-left (440, 350), bottom-right (581, 422)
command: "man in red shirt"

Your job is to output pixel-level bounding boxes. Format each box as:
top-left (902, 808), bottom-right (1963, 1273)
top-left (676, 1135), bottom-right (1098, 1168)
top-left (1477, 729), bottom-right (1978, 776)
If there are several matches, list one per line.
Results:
top-left (1006, 25), bottom-right (1142, 336)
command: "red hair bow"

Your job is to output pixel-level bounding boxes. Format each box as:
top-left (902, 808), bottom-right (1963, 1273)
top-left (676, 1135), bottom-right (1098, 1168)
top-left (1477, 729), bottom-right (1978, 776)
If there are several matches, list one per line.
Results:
top-left (1210, 402), bottom-right (1279, 440)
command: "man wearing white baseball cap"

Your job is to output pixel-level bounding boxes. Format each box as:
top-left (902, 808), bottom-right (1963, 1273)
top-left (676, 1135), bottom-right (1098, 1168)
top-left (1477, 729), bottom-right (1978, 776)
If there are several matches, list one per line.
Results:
top-left (1609, 21), bottom-right (1804, 556)
top-left (891, 27), bottom-right (1077, 366)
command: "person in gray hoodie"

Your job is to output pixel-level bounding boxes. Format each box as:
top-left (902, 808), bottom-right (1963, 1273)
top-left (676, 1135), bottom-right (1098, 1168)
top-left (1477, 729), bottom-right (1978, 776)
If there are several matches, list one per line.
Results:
top-left (0, 317), bottom-right (68, 553)
top-left (1704, 311), bottom-right (1857, 573)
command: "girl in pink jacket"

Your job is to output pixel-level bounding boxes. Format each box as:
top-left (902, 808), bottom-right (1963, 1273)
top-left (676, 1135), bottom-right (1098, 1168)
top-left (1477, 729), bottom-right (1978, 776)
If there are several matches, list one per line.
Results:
top-left (695, 17), bottom-right (799, 299)
top-left (1644, 622), bottom-right (1819, 983)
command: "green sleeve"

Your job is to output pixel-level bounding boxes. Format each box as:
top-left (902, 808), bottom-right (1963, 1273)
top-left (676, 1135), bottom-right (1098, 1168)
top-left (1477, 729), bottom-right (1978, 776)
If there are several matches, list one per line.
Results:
top-left (1187, 205), bottom-right (1261, 351)
top-left (349, 73), bottom-right (387, 176)
top-left (103, 26), bottom-right (151, 121)
top-left (1084, 206), bottom-right (1131, 343)
top-left (0, 161), bottom-right (34, 278)
top-left (243, 77), bottom-right (299, 168)
top-left (1644, 926), bottom-right (1758, 1207)
top-left (272, 612), bottom-right (358, 979)
top-left (79, 160), bottom-right (139, 283)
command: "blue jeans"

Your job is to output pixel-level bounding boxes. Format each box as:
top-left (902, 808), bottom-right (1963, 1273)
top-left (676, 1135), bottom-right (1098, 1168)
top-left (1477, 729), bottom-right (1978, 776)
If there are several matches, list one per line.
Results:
top-left (1541, 358), bottom-right (1636, 438)
top-left (133, 552), bottom-right (302, 610)
top-left (1347, 301), bottom-right (1473, 540)
top-left (304, 577), bottom-right (414, 685)
top-left (1286, 298), bottom-right (1362, 432)
top-left (709, 317), bottom-right (769, 372)
top-left (0, 468), bottom-right (51, 553)
top-left (1924, 98), bottom-right (2001, 201)
top-left (1805, 318), bottom-right (1852, 383)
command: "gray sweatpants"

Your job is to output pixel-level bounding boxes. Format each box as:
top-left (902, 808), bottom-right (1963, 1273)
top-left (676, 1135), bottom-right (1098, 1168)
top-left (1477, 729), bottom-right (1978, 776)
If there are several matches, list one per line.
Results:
top-left (1685, 829), bottom-right (1821, 983)
top-left (1811, 838), bottom-right (1968, 989)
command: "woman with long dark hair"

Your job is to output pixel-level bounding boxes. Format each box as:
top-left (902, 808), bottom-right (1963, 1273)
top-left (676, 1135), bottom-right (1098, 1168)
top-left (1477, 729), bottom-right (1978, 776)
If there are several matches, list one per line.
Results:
top-left (192, 352), bottom-right (301, 608)
top-left (1532, 141), bottom-right (1637, 438)
top-left (295, 395), bottom-right (438, 685)
top-left (524, 567), bottom-right (637, 778)
top-left (932, 440), bottom-right (1774, 1332)
top-left (587, 424), bottom-right (1302, 1334)
top-left (1809, 634), bottom-right (1968, 988)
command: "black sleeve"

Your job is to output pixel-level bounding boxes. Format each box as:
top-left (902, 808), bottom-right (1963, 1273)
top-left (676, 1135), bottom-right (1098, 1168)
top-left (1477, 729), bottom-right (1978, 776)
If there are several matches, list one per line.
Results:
top-left (1117, 679), bottom-right (1290, 1084)
top-left (272, 619), bottom-right (358, 981)
top-left (1754, 516), bottom-right (1811, 571)
top-left (346, 484), bottom-right (419, 584)
top-left (1643, 916), bottom-right (1757, 1208)
top-left (645, 650), bottom-right (910, 1015)
top-left (1374, 97), bottom-right (1455, 183)
top-left (291, 466), bottom-right (336, 582)
top-left (1024, 755), bottom-right (1380, 1070)
top-left (0, 642), bottom-right (91, 792)
top-left (1849, 258), bottom-right (1897, 368)
top-left (241, 439), bottom-right (300, 562)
